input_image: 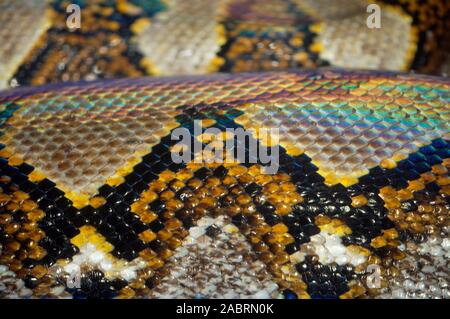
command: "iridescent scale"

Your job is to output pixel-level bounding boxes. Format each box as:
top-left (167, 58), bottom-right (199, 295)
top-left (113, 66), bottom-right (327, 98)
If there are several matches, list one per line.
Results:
top-left (0, 70), bottom-right (448, 299)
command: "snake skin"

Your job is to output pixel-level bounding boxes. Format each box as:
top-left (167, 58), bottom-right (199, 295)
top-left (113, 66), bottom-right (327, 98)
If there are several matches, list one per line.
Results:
top-left (1, 0), bottom-right (449, 90)
top-left (0, 70), bottom-right (448, 299)
top-left (0, 0), bottom-right (449, 300)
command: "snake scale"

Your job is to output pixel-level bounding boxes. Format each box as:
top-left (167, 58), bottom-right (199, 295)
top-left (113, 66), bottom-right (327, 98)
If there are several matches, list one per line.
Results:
top-left (0, 0), bottom-right (449, 299)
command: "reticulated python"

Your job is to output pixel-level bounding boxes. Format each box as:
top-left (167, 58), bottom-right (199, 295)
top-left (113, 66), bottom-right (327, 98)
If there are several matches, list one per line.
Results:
top-left (0, 0), bottom-right (449, 299)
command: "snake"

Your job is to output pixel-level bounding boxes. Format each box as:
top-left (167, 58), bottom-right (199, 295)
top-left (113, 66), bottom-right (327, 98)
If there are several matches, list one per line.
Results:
top-left (1, 0), bottom-right (449, 89)
top-left (0, 0), bottom-right (449, 299)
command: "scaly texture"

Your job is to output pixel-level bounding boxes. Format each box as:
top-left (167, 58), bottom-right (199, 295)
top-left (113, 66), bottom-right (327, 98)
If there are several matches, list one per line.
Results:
top-left (136, 0), bottom-right (227, 75)
top-left (0, 0), bottom-right (52, 89)
top-left (1, 0), bottom-right (449, 90)
top-left (0, 70), bottom-right (448, 299)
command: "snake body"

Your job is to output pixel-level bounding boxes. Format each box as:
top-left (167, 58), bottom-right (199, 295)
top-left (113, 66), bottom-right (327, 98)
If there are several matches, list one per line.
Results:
top-left (0, 0), bottom-right (449, 300)
top-left (0, 70), bottom-right (449, 299)
top-left (1, 0), bottom-right (449, 90)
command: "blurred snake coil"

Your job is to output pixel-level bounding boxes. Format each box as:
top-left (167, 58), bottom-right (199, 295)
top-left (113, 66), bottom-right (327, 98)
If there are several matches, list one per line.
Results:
top-left (0, 0), bottom-right (449, 299)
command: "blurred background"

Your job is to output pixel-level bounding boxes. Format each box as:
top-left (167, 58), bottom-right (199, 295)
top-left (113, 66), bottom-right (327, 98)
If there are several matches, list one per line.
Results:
top-left (0, 0), bottom-right (449, 90)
